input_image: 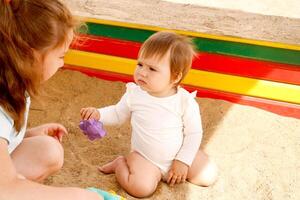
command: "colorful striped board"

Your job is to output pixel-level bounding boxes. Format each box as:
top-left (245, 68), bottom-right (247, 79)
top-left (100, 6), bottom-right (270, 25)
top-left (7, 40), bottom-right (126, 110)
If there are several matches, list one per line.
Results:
top-left (64, 17), bottom-right (300, 119)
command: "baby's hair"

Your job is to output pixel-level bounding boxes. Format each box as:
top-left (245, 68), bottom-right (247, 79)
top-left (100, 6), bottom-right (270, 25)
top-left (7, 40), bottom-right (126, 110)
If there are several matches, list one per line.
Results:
top-left (138, 31), bottom-right (196, 85)
top-left (0, 0), bottom-right (76, 131)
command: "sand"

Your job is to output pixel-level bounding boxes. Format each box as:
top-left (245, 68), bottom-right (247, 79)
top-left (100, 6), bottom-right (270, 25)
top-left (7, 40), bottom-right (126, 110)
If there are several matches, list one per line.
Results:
top-left (28, 1), bottom-right (300, 199)
top-left (63, 0), bottom-right (300, 45)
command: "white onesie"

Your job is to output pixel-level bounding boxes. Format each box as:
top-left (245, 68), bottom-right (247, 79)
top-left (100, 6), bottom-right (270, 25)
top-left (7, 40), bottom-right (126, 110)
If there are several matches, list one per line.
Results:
top-left (99, 83), bottom-right (202, 175)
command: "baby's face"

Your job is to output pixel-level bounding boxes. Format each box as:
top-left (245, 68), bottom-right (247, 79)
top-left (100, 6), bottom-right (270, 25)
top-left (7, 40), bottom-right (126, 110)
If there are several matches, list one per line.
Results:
top-left (134, 50), bottom-right (177, 97)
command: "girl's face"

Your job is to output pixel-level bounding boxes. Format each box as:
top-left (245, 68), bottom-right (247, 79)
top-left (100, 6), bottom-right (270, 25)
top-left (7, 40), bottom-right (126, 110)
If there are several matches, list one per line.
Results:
top-left (134, 50), bottom-right (178, 97)
top-left (41, 30), bottom-right (74, 81)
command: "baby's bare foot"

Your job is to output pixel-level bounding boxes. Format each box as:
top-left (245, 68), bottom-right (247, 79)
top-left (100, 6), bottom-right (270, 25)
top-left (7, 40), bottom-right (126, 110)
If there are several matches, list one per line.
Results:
top-left (98, 156), bottom-right (125, 174)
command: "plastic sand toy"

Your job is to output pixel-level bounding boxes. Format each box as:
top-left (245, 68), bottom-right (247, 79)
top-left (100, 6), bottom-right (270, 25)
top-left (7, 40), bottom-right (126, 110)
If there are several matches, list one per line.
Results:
top-left (87, 187), bottom-right (126, 200)
top-left (79, 119), bottom-right (106, 141)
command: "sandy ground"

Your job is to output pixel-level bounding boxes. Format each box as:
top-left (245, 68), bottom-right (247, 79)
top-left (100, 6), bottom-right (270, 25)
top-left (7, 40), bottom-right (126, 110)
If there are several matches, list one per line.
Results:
top-left (28, 1), bottom-right (300, 199)
top-left (63, 0), bottom-right (300, 45)
top-left (164, 0), bottom-right (300, 19)
top-left (28, 70), bottom-right (300, 200)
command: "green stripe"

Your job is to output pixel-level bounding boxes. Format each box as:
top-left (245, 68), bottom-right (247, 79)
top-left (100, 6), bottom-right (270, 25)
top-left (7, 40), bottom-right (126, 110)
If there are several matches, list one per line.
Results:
top-left (84, 22), bottom-right (300, 66)
top-left (194, 38), bottom-right (300, 65)
top-left (86, 23), bottom-right (155, 42)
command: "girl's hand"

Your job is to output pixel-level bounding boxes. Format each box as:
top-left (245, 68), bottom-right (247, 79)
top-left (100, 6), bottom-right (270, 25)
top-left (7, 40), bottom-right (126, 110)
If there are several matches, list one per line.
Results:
top-left (166, 160), bottom-right (189, 186)
top-left (80, 107), bottom-right (100, 120)
top-left (25, 123), bottom-right (68, 142)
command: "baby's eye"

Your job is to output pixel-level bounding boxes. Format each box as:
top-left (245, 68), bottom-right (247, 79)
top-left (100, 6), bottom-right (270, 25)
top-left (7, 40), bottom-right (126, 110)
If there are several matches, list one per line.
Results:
top-left (137, 63), bottom-right (143, 67)
top-left (149, 67), bottom-right (156, 71)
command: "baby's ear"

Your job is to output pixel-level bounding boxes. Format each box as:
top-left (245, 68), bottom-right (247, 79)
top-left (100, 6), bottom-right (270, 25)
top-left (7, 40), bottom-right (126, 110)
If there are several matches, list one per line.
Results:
top-left (173, 72), bottom-right (182, 84)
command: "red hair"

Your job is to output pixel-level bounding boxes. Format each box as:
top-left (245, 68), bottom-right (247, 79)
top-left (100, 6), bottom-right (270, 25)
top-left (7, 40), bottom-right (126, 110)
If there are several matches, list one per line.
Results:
top-left (0, 0), bottom-right (77, 131)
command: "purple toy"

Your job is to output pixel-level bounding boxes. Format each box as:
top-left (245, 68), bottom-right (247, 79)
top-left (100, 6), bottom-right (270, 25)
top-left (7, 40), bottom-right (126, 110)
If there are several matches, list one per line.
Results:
top-left (79, 119), bottom-right (106, 141)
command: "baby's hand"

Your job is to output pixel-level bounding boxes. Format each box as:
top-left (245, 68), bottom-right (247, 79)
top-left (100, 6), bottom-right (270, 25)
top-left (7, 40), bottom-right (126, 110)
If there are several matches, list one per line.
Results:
top-left (80, 107), bottom-right (100, 120)
top-left (166, 160), bottom-right (189, 186)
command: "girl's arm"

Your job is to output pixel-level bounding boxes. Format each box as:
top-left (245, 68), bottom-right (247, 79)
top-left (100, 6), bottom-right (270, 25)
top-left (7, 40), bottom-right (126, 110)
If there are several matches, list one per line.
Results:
top-left (25, 123), bottom-right (67, 142)
top-left (0, 139), bottom-right (103, 200)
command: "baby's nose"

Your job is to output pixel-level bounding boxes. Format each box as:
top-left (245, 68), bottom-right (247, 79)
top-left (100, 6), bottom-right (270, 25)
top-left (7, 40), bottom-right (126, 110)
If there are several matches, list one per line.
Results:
top-left (139, 68), bottom-right (147, 77)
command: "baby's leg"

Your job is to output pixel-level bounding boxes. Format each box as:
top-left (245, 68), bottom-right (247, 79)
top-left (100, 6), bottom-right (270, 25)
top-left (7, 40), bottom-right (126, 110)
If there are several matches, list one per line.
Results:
top-left (100, 151), bottom-right (161, 198)
top-left (187, 150), bottom-right (218, 186)
top-left (11, 135), bottom-right (64, 182)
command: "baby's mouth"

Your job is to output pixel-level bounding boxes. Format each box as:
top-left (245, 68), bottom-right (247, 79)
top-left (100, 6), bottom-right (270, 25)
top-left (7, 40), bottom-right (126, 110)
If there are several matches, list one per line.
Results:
top-left (137, 79), bottom-right (147, 85)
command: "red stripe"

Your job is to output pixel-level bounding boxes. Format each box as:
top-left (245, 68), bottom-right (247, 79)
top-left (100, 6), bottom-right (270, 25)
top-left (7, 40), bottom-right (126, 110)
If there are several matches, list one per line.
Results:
top-left (184, 85), bottom-right (300, 120)
top-left (71, 34), bottom-right (300, 85)
top-left (64, 65), bottom-right (133, 82)
top-left (72, 35), bottom-right (140, 59)
top-left (194, 53), bottom-right (300, 85)
top-left (63, 65), bottom-right (300, 119)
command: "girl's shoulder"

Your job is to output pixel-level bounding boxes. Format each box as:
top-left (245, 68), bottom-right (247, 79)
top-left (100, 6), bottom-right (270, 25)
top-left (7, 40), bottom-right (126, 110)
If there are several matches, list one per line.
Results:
top-left (0, 107), bottom-right (13, 125)
top-left (0, 107), bottom-right (14, 141)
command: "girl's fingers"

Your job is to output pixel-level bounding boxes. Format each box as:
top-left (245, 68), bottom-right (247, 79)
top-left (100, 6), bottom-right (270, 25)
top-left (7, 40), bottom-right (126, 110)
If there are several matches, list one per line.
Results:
top-left (56, 124), bottom-right (68, 135)
top-left (57, 132), bottom-right (64, 142)
top-left (47, 124), bottom-right (67, 142)
top-left (53, 135), bottom-right (59, 141)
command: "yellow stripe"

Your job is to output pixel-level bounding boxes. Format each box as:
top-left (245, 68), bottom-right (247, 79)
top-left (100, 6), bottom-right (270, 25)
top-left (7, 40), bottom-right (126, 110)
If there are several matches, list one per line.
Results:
top-left (82, 17), bottom-right (300, 51)
top-left (66, 50), bottom-right (135, 75)
top-left (65, 49), bottom-right (300, 104)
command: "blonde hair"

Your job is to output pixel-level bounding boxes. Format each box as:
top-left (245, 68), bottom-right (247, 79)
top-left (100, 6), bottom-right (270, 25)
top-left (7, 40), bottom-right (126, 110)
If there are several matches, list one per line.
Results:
top-left (138, 31), bottom-right (196, 85)
top-left (0, 0), bottom-right (76, 131)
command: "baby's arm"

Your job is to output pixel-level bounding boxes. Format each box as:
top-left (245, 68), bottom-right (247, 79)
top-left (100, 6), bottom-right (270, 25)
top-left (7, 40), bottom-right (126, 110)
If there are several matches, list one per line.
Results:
top-left (98, 92), bottom-right (131, 126)
top-left (167, 98), bottom-right (203, 185)
top-left (175, 98), bottom-right (203, 167)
